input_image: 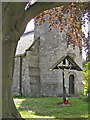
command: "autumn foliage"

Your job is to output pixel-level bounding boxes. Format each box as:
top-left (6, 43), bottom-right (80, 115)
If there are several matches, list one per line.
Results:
top-left (35, 2), bottom-right (89, 58)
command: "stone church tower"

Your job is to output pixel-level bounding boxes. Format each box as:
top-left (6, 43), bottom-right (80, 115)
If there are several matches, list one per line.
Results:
top-left (12, 19), bottom-right (84, 97)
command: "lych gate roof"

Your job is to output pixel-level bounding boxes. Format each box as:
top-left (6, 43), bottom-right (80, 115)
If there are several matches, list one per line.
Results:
top-left (50, 55), bottom-right (83, 71)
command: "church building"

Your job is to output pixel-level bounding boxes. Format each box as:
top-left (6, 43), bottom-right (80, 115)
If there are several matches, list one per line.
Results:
top-left (12, 18), bottom-right (84, 97)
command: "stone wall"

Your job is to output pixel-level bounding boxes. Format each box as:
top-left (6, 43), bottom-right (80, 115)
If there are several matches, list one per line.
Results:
top-left (26, 40), bottom-right (40, 97)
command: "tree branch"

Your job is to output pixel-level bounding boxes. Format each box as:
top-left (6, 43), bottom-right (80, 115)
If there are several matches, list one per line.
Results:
top-left (24, 2), bottom-right (71, 23)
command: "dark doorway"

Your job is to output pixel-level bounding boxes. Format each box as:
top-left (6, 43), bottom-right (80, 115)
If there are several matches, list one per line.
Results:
top-left (69, 74), bottom-right (74, 94)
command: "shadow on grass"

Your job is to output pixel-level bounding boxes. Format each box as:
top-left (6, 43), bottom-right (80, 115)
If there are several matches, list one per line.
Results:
top-left (14, 97), bottom-right (88, 119)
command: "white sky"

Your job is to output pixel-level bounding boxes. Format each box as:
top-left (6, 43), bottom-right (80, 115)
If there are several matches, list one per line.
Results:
top-left (82, 13), bottom-right (88, 60)
top-left (24, 19), bottom-right (34, 33)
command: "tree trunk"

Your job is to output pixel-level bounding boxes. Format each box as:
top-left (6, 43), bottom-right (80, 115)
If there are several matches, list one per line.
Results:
top-left (2, 39), bottom-right (20, 118)
top-left (2, 3), bottom-right (26, 118)
top-left (2, 2), bottom-right (70, 118)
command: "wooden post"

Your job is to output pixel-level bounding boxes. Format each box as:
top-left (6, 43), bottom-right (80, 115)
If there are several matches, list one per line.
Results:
top-left (63, 71), bottom-right (65, 92)
top-left (63, 70), bottom-right (66, 100)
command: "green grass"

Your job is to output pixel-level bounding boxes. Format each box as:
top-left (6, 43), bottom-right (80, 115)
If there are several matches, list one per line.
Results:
top-left (13, 97), bottom-right (88, 119)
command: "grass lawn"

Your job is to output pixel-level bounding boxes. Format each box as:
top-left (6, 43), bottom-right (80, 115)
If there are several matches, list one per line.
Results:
top-left (13, 97), bottom-right (88, 119)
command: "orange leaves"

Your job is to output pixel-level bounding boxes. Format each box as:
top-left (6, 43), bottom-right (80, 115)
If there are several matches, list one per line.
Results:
top-left (75, 28), bottom-right (78, 33)
top-left (43, 10), bottom-right (48, 14)
top-left (47, 21), bottom-right (49, 23)
top-left (54, 27), bottom-right (57, 30)
top-left (35, 5), bottom-right (65, 29)
top-left (71, 2), bottom-right (76, 6)
top-left (70, 18), bottom-right (73, 23)
top-left (68, 26), bottom-right (71, 29)
top-left (72, 7), bottom-right (76, 11)
top-left (34, 2), bottom-right (89, 55)
top-left (67, 21), bottom-right (70, 24)
top-left (71, 38), bottom-right (76, 41)
top-left (68, 12), bottom-right (71, 19)
top-left (62, 22), bottom-right (65, 27)
top-left (66, 21), bottom-right (83, 52)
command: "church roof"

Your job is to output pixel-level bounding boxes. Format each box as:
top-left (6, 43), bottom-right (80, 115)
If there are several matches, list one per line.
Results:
top-left (15, 31), bottom-right (34, 56)
top-left (23, 30), bottom-right (34, 36)
top-left (50, 55), bottom-right (83, 71)
top-left (26, 37), bottom-right (40, 51)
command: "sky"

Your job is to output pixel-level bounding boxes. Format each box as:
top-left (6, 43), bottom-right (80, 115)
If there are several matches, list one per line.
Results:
top-left (82, 13), bottom-right (88, 60)
top-left (24, 19), bottom-right (35, 33)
